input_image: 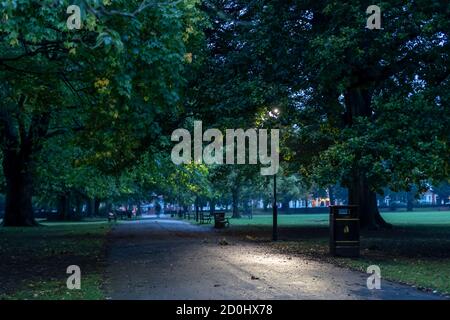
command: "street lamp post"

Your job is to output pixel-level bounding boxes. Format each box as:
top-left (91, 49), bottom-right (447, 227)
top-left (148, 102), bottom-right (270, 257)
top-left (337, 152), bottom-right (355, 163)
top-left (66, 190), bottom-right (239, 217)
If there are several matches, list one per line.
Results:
top-left (269, 108), bottom-right (280, 242)
top-left (195, 196), bottom-right (199, 222)
top-left (273, 173), bottom-right (278, 241)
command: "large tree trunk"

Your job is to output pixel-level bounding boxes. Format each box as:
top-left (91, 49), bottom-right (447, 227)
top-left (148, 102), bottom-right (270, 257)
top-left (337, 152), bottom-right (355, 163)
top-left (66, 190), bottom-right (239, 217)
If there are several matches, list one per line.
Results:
top-left (263, 199), bottom-right (269, 211)
top-left (281, 200), bottom-right (290, 212)
top-left (2, 151), bottom-right (37, 226)
top-left (137, 200), bottom-right (142, 216)
top-left (65, 192), bottom-right (83, 221)
top-left (94, 198), bottom-right (101, 216)
top-left (231, 186), bottom-right (241, 218)
top-left (57, 194), bottom-right (70, 220)
top-left (406, 192), bottom-right (414, 212)
top-left (86, 198), bottom-right (95, 217)
top-left (1, 97), bottom-right (50, 226)
top-left (328, 185), bottom-right (335, 206)
top-left (105, 201), bottom-right (113, 215)
top-left (345, 88), bottom-right (391, 229)
top-left (195, 196), bottom-right (199, 222)
top-left (348, 169), bottom-right (390, 229)
top-left (209, 199), bottom-right (216, 215)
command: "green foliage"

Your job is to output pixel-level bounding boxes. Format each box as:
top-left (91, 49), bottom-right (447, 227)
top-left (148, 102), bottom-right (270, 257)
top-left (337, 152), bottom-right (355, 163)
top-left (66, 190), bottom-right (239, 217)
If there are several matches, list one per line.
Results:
top-left (1, 0), bottom-right (208, 208)
top-left (269, 0), bottom-right (449, 193)
top-left (1, 0), bottom-right (448, 215)
top-left (0, 221), bottom-right (111, 299)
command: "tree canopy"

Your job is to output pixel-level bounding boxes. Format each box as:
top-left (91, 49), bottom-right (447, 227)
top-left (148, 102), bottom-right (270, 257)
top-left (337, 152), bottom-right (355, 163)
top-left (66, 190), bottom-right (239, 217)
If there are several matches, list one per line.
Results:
top-left (0, 0), bottom-right (448, 228)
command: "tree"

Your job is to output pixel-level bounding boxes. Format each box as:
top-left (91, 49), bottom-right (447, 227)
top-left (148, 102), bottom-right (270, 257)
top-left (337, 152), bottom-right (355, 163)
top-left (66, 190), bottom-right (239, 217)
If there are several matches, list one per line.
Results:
top-left (211, 0), bottom-right (449, 228)
top-left (290, 0), bottom-right (449, 228)
top-left (0, 0), bottom-right (204, 226)
top-left (433, 182), bottom-right (450, 204)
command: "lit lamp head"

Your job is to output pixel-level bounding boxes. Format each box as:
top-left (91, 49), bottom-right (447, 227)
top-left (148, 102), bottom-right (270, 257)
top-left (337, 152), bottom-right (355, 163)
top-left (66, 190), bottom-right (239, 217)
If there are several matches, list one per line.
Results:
top-left (269, 108), bottom-right (280, 118)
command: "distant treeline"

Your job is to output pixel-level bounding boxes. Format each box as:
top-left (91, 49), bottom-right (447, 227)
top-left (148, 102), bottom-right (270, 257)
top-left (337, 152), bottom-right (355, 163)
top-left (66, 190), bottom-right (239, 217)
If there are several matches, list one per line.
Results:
top-left (252, 205), bottom-right (450, 215)
top-left (0, 194), bottom-right (4, 217)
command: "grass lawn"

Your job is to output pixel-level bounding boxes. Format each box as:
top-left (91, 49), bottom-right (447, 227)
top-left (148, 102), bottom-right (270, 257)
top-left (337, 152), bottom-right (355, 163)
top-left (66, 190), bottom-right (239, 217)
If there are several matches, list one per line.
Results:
top-left (0, 220), bottom-right (112, 300)
top-left (3, 211), bottom-right (449, 299)
top-left (228, 210), bottom-right (450, 227)
top-left (222, 211), bottom-right (450, 296)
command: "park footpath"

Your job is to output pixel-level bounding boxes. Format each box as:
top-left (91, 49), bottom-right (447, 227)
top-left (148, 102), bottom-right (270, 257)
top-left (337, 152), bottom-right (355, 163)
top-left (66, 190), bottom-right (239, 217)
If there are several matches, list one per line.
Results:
top-left (104, 217), bottom-right (445, 300)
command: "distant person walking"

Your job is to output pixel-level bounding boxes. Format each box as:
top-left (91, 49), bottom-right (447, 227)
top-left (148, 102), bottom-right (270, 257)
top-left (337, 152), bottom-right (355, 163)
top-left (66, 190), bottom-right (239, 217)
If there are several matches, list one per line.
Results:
top-left (155, 203), bottom-right (162, 218)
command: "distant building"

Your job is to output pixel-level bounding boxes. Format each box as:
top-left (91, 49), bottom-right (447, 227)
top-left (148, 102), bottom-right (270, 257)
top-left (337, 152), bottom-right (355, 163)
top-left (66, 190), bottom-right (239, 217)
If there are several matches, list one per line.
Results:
top-left (419, 190), bottom-right (437, 205)
top-left (311, 197), bottom-right (330, 207)
top-left (289, 197), bottom-right (344, 208)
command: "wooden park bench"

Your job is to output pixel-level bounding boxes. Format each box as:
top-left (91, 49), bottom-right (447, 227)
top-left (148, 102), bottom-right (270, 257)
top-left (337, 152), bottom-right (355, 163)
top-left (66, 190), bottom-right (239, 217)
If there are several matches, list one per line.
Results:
top-left (108, 211), bottom-right (117, 222)
top-left (114, 209), bottom-right (131, 220)
top-left (184, 211), bottom-right (193, 220)
top-left (165, 210), bottom-right (177, 217)
top-left (214, 212), bottom-right (230, 228)
top-left (199, 212), bottom-right (212, 224)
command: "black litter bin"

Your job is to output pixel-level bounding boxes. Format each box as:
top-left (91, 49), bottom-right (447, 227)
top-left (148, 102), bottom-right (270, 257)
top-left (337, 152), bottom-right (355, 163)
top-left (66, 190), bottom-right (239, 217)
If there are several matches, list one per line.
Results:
top-left (214, 212), bottom-right (228, 228)
top-left (329, 205), bottom-right (360, 257)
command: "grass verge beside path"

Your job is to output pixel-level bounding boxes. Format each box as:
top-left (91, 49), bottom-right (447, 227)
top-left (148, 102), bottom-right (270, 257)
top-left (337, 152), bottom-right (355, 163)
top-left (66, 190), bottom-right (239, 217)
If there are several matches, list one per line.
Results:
top-left (220, 211), bottom-right (450, 296)
top-left (0, 220), bottom-right (112, 300)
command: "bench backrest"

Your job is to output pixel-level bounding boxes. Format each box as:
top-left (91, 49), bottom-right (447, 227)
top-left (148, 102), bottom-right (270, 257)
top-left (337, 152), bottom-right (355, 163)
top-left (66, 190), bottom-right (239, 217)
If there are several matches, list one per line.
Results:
top-left (214, 212), bottom-right (226, 219)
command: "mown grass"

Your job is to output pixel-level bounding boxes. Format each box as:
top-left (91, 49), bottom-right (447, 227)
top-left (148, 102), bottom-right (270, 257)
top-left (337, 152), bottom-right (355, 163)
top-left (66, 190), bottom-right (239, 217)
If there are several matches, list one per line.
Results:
top-left (0, 220), bottom-right (112, 300)
top-left (4, 211), bottom-right (448, 299)
top-left (228, 210), bottom-right (450, 227)
top-left (222, 211), bottom-right (450, 296)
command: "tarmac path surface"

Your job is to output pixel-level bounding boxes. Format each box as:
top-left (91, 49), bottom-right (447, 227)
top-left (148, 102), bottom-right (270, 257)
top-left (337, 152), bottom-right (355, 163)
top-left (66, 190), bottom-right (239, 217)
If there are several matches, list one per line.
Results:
top-left (104, 217), bottom-right (444, 300)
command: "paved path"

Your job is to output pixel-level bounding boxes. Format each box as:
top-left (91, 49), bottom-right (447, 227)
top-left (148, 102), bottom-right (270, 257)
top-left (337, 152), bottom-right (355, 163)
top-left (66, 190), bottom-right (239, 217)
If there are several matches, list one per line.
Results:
top-left (104, 218), bottom-right (444, 300)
